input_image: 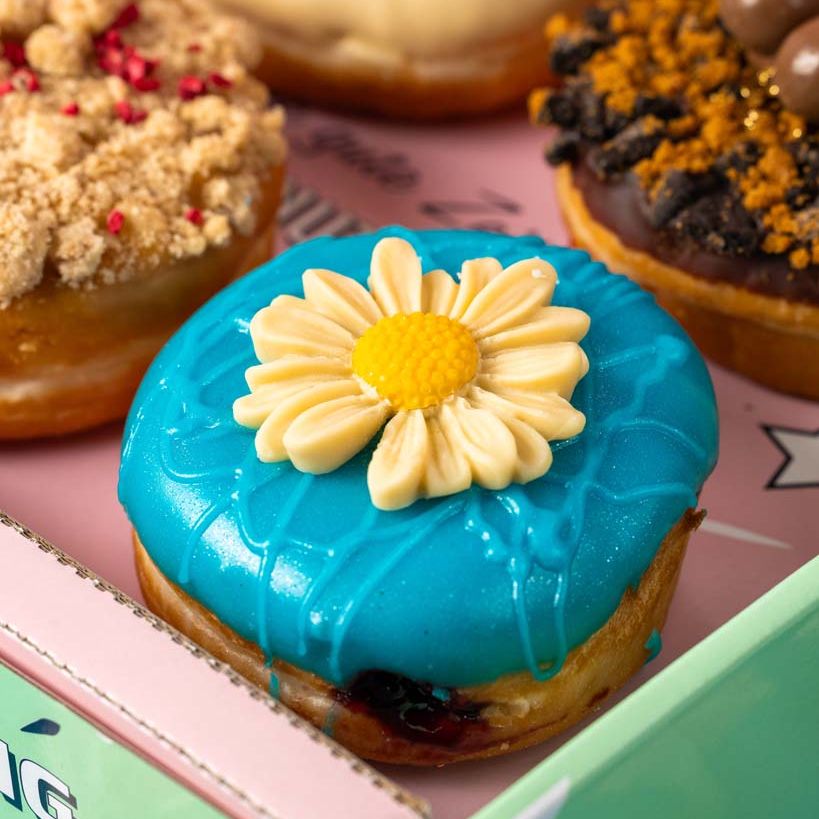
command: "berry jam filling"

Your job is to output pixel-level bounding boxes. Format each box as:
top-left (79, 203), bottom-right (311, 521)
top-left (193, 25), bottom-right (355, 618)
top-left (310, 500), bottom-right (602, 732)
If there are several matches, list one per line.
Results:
top-left (335, 671), bottom-right (486, 747)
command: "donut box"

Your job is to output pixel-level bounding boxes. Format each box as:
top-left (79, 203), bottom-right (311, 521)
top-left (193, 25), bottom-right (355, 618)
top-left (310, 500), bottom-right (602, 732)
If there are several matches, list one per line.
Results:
top-left (1, 106), bottom-right (818, 818)
top-left (475, 557), bottom-right (819, 819)
top-left (2, 519), bottom-right (817, 819)
top-left (0, 514), bottom-right (424, 819)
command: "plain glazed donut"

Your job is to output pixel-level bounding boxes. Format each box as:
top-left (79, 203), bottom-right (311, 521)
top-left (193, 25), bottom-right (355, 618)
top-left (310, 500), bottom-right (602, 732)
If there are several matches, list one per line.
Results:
top-left (215, 0), bottom-right (586, 118)
top-left (119, 228), bottom-right (718, 764)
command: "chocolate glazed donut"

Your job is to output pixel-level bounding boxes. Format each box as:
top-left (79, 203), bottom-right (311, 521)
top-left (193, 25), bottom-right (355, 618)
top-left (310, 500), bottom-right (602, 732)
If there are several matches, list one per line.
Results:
top-left (720, 0), bottom-right (819, 122)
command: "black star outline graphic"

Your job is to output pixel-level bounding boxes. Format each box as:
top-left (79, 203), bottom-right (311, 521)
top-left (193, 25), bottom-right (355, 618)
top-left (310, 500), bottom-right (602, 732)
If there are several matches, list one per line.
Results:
top-left (762, 425), bottom-right (819, 490)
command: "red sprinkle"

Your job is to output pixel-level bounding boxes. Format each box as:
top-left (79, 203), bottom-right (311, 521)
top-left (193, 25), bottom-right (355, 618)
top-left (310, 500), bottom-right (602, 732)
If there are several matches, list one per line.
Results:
top-left (15, 68), bottom-right (40, 93)
top-left (186, 43), bottom-right (202, 53)
top-left (114, 99), bottom-right (147, 124)
top-left (178, 74), bottom-right (207, 101)
top-left (185, 207), bottom-right (205, 226)
top-left (99, 29), bottom-right (123, 50)
top-left (114, 99), bottom-right (133, 121)
top-left (124, 51), bottom-right (149, 81)
top-left (208, 72), bottom-right (232, 89)
top-left (131, 75), bottom-right (160, 92)
top-left (61, 102), bottom-right (80, 116)
top-left (98, 48), bottom-right (123, 75)
top-left (0, 68), bottom-right (40, 95)
top-left (95, 26), bottom-right (161, 94)
top-left (2, 40), bottom-right (26, 68)
top-left (124, 55), bottom-right (160, 90)
top-left (110, 3), bottom-right (140, 29)
top-left (98, 46), bottom-right (126, 77)
top-left (107, 210), bottom-right (125, 235)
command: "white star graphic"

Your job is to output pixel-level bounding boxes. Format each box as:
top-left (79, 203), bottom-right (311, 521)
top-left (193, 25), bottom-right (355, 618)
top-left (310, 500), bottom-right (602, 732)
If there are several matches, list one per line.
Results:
top-left (763, 426), bottom-right (819, 490)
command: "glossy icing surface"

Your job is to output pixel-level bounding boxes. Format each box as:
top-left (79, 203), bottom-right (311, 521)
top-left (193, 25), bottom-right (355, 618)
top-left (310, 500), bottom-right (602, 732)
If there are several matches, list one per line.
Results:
top-left (119, 229), bottom-right (718, 689)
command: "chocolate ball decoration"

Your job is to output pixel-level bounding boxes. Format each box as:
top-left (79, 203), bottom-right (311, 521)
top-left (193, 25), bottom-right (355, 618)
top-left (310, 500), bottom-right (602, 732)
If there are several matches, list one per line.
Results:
top-left (720, 0), bottom-right (819, 55)
top-left (776, 18), bottom-right (819, 123)
top-left (720, 0), bottom-right (819, 123)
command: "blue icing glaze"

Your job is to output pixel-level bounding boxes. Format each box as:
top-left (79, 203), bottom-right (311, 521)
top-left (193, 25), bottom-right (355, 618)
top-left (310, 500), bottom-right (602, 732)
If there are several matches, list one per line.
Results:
top-left (644, 629), bottom-right (663, 664)
top-left (323, 705), bottom-right (339, 738)
top-left (119, 228), bottom-right (718, 689)
top-left (267, 656), bottom-right (280, 699)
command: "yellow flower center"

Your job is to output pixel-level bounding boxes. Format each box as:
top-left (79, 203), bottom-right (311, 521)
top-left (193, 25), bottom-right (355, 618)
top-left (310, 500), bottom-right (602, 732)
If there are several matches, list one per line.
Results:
top-left (352, 312), bottom-right (479, 411)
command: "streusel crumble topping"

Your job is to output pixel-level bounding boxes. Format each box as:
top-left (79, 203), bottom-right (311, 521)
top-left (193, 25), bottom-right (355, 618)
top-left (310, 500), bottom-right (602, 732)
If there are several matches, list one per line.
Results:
top-left (0, 0), bottom-right (285, 306)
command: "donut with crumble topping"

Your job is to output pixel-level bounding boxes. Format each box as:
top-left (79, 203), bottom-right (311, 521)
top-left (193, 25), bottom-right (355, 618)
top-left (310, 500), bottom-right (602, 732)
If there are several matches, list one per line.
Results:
top-left (0, 0), bottom-right (286, 438)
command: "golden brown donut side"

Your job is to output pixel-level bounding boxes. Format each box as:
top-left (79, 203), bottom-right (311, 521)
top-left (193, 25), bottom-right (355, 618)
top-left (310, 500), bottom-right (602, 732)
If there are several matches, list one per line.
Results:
top-left (0, 166), bottom-right (283, 439)
top-left (134, 508), bottom-right (702, 765)
top-left (557, 165), bottom-right (819, 401)
top-left (250, 27), bottom-right (555, 119)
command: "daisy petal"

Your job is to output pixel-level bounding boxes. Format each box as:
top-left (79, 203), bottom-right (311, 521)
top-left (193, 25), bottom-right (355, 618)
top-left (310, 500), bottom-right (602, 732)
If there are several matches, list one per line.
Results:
top-left (234, 374), bottom-right (354, 428)
top-left (421, 269), bottom-right (458, 316)
top-left (368, 410), bottom-right (428, 510)
top-left (368, 237), bottom-right (422, 315)
top-left (284, 395), bottom-right (389, 474)
top-left (480, 343), bottom-right (589, 399)
top-left (245, 356), bottom-right (350, 391)
top-left (252, 381), bottom-right (363, 461)
top-left (504, 418), bottom-right (554, 483)
top-left (479, 306), bottom-right (591, 353)
top-left (468, 385), bottom-right (586, 440)
top-left (449, 258), bottom-right (502, 320)
top-left (423, 414), bottom-right (472, 500)
top-left (251, 296), bottom-right (355, 361)
top-left (461, 258), bottom-right (557, 338)
top-left (303, 268), bottom-right (383, 336)
top-left (439, 398), bottom-right (517, 489)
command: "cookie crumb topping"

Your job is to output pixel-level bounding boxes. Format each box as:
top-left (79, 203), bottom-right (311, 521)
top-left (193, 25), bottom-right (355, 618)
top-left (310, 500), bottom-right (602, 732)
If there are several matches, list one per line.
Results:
top-left (0, 0), bottom-right (285, 307)
top-left (534, 0), bottom-right (819, 272)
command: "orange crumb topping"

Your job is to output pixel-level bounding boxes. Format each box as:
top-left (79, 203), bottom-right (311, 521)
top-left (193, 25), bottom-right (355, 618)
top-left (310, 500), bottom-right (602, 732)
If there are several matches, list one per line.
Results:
top-left (539, 0), bottom-right (818, 268)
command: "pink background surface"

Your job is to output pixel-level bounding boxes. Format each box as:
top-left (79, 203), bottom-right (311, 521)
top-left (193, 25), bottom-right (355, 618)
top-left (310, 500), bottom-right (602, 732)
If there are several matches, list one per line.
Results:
top-left (1, 107), bottom-right (818, 818)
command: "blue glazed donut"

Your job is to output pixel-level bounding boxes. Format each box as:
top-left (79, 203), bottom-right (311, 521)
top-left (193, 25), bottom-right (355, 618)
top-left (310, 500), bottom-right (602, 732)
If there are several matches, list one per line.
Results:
top-left (120, 228), bottom-right (718, 763)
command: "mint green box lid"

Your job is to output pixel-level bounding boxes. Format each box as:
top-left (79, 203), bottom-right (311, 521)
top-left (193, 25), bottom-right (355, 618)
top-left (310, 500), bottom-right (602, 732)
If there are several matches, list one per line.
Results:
top-left (475, 556), bottom-right (819, 819)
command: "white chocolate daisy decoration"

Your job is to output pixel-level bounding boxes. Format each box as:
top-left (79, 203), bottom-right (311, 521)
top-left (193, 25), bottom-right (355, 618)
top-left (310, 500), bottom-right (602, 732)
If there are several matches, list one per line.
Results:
top-left (233, 238), bottom-right (590, 510)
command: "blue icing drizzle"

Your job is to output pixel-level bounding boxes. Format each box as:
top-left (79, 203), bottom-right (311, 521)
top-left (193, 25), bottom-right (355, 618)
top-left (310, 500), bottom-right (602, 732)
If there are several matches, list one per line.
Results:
top-left (323, 705), bottom-right (339, 738)
top-left (119, 228), bottom-right (718, 689)
top-left (268, 666), bottom-right (280, 699)
top-left (644, 629), bottom-right (663, 664)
